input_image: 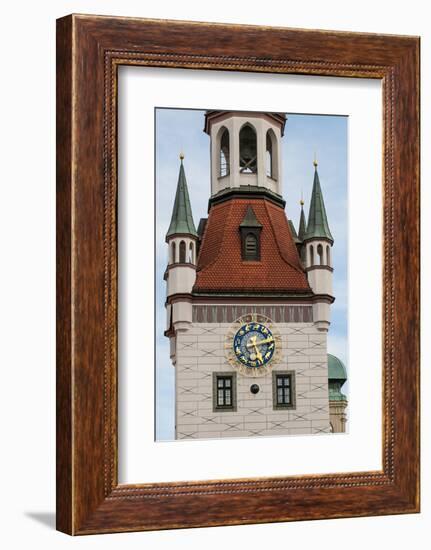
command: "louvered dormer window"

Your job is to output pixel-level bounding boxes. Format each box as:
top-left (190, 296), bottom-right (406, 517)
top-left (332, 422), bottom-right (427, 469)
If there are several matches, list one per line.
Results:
top-left (239, 206), bottom-right (262, 261)
top-left (244, 233), bottom-right (258, 260)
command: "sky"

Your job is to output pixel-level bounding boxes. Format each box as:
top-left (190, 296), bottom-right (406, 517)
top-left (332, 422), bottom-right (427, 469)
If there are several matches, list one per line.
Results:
top-left (155, 109), bottom-right (348, 441)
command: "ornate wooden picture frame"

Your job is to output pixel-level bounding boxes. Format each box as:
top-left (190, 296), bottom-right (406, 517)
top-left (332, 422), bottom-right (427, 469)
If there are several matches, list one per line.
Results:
top-left (56, 14), bottom-right (420, 535)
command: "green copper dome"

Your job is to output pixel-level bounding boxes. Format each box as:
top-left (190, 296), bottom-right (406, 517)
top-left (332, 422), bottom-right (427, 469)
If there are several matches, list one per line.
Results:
top-left (328, 354), bottom-right (347, 402)
top-left (328, 353), bottom-right (347, 381)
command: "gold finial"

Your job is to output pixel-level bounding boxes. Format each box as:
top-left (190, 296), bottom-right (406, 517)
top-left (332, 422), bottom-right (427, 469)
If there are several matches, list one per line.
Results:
top-left (313, 152), bottom-right (318, 168)
top-left (300, 189), bottom-right (304, 206)
top-left (179, 151), bottom-right (185, 161)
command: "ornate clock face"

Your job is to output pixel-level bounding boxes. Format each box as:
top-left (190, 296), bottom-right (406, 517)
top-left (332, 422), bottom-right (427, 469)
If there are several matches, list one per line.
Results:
top-left (233, 323), bottom-right (275, 368)
top-left (225, 314), bottom-right (281, 377)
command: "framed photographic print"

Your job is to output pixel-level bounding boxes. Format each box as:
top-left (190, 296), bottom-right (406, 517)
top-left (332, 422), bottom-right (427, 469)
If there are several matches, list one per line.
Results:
top-left (56, 14), bottom-right (420, 535)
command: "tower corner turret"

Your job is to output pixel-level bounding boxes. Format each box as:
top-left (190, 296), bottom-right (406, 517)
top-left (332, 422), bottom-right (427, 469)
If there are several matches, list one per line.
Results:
top-left (302, 160), bottom-right (334, 331)
top-left (165, 156), bottom-right (198, 337)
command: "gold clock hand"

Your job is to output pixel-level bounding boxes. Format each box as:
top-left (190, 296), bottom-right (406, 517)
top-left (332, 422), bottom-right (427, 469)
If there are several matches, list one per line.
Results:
top-left (247, 336), bottom-right (263, 362)
top-left (246, 335), bottom-right (257, 348)
top-left (255, 337), bottom-right (274, 347)
top-left (246, 336), bottom-right (274, 348)
top-left (254, 346), bottom-right (263, 362)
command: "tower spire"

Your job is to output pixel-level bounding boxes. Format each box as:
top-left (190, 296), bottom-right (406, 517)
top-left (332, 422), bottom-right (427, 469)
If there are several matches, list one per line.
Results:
top-left (305, 161), bottom-right (333, 243)
top-left (298, 198), bottom-right (307, 242)
top-left (166, 156), bottom-right (198, 240)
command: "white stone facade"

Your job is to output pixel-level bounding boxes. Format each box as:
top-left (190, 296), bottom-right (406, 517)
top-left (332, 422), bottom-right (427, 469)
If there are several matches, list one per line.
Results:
top-left (173, 317), bottom-right (331, 439)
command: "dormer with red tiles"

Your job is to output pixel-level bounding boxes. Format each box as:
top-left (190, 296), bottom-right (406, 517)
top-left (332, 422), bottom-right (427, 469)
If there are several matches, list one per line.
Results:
top-left (193, 198), bottom-right (312, 296)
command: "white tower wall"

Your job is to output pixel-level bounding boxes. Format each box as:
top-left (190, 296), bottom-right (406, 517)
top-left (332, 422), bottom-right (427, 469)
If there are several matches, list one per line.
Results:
top-left (303, 239), bottom-right (334, 332)
top-left (175, 308), bottom-right (331, 440)
top-left (166, 235), bottom-right (197, 337)
top-left (307, 267), bottom-right (333, 296)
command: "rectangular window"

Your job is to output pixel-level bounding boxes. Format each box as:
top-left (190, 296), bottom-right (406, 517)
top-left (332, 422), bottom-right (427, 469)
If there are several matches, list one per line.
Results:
top-left (213, 373), bottom-right (237, 411)
top-left (276, 375), bottom-right (291, 405)
top-left (273, 371), bottom-right (296, 410)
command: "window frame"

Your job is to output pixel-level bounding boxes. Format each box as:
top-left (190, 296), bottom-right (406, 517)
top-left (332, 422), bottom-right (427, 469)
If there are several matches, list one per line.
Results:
top-left (272, 370), bottom-right (296, 410)
top-left (213, 372), bottom-right (237, 412)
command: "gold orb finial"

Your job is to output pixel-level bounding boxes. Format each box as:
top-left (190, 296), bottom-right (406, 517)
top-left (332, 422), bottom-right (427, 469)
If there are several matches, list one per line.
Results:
top-left (179, 151), bottom-right (185, 161)
top-left (313, 152), bottom-right (318, 168)
top-left (300, 199), bottom-right (305, 206)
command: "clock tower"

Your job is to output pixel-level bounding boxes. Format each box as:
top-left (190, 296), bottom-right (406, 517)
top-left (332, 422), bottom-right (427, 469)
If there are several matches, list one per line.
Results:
top-left (165, 110), bottom-right (346, 439)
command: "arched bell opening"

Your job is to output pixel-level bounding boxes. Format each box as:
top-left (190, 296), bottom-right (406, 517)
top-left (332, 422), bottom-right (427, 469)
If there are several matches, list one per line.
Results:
top-left (265, 129), bottom-right (278, 180)
top-left (239, 123), bottom-right (257, 174)
top-left (219, 127), bottom-right (230, 177)
top-left (179, 240), bottom-right (186, 263)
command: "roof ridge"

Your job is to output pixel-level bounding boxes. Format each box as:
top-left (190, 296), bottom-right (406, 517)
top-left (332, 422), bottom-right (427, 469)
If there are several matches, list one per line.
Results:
top-left (264, 201), bottom-right (308, 278)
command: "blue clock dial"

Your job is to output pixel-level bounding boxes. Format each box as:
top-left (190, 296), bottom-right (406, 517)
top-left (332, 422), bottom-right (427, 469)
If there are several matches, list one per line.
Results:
top-left (233, 323), bottom-right (275, 368)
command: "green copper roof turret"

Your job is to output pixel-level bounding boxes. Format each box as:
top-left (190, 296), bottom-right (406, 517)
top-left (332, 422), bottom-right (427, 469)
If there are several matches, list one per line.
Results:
top-left (328, 353), bottom-right (347, 402)
top-left (166, 157), bottom-right (198, 240)
top-left (328, 354), bottom-right (347, 381)
top-left (298, 201), bottom-right (307, 242)
top-left (304, 162), bottom-right (333, 243)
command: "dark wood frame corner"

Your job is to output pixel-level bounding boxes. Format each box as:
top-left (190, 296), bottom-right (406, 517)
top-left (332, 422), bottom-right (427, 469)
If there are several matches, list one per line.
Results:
top-left (56, 14), bottom-right (420, 535)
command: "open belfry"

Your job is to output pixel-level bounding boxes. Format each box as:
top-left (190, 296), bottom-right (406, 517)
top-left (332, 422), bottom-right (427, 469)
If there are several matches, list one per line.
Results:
top-left (164, 111), bottom-right (347, 439)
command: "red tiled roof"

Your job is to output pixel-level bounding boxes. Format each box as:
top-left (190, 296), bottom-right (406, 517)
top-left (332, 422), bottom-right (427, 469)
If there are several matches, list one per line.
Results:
top-left (193, 198), bottom-right (311, 293)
